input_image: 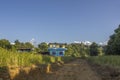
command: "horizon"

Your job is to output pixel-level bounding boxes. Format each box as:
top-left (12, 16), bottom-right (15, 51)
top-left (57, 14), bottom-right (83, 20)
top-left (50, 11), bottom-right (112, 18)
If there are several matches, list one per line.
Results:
top-left (0, 0), bottom-right (120, 43)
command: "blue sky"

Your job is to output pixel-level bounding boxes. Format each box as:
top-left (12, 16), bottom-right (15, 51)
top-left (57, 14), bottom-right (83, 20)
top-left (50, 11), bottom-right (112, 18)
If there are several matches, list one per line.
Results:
top-left (0, 0), bottom-right (120, 43)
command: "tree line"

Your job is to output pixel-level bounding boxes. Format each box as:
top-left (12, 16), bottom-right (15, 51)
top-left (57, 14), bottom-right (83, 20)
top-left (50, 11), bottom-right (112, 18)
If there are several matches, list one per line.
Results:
top-left (65, 42), bottom-right (104, 57)
top-left (0, 39), bottom-right (104, 56)
top-left (0, 39), bottom-right (34, 50)
top-left (105, 25), bottom-right (120, 55)
top-left (0, 25), bottom-right (120, 56)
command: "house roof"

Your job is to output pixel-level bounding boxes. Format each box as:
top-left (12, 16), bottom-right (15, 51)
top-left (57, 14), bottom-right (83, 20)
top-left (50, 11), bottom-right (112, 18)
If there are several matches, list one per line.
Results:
top-left (49, 43), bottom-right (67, 45)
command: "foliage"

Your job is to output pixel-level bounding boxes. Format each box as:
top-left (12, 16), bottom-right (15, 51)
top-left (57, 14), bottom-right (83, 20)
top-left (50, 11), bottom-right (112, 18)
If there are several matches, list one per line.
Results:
top-left (106, 25), bottom-right (120, 55)
top-left (0, 39), bottom-right (12, 50)
top-left (38, 42), bottom-right (48, 52)
top-left (14, 40), bottom-right (34, 49)
top-left (89, 42), bottom-right (100, 56)
top-left (0, 48), bottom-right (62, 67)
top-left (65, 44), bottom-right (73, 56)
top-left (88, 56), bottom-right (120, 67)
top-left (65, 43), bottom-right (90, 57)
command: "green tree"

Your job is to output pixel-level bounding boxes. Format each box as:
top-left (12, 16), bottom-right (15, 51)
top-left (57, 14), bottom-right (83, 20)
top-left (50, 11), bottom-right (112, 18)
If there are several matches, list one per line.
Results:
top-left (65, 43), bottom-right (89, 57)
top-left (38, 42), bottom-right (48, 52)
top-left (79, 43), bottom-right (88, 57)
top-left (14, 40), bottom-right (34, 49)
top-left (14, 40), bottom-right (20, 45)
top-left (0, 39), bottom-right (12, 49)
top-left (97, 47), bottom-right (104, 56)
top-left (106, 25), bottom-right (120, 55)
top-left (65, 44), bottom-right (73, 56)
top-left (89, 42), bottom-right (99, 56)
top-left (14, 40), bottom-right (21, 49)
top-left (24, 42), bottom-right (34, 48)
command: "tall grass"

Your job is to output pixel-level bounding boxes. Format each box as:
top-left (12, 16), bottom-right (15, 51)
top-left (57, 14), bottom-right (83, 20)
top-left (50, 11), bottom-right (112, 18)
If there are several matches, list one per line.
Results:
top-left (61, 56), bottom-right (75, 63)
top-left (0, 48), bottom-right (62, 67)
top-left (88, 56), bottom-right (120, 67)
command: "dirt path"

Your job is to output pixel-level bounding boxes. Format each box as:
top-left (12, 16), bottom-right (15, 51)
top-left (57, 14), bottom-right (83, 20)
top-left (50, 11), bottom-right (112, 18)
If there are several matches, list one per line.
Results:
top-left (44, 59), bottom-right (101, 80)
top-left (1, 59), bottom-right (120, 80)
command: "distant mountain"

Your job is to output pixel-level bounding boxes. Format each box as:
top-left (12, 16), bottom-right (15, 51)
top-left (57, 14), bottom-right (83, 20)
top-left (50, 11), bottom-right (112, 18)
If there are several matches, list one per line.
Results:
top-left (74, 41), bottom-right (92, 46)
top-left (74, 41), bottom-right (108, 46)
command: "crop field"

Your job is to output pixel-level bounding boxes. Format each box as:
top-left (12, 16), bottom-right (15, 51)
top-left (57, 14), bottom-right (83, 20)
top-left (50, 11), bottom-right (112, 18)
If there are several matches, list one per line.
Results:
top-left (0, 48), bottom-right (63, 67)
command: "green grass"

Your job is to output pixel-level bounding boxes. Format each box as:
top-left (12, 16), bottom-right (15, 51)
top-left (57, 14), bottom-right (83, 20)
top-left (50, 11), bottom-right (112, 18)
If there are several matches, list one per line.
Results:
top-left (61, 56), bottom-right (75, 63)
top-left (88, 55), bottom-right (120, 67)
top-left (0, 48), bottom-right (63, 67)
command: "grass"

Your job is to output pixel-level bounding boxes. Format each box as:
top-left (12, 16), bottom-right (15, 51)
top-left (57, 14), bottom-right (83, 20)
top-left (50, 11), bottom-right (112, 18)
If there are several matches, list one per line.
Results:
top-left (0, 48), bottom-right (63, 67)
top-left (0, 48), bottom-right (74, 67)
top-left (61, 56), bottom-right (75, 63)
top-left (88, 55), bottom-right (120, 68)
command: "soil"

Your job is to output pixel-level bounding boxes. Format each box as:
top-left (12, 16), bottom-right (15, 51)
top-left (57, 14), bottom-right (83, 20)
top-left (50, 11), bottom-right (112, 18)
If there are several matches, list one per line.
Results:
top-left (43, 59), bottom-right (101, 80)
top-left (43, 59), bottom-right (120, 80)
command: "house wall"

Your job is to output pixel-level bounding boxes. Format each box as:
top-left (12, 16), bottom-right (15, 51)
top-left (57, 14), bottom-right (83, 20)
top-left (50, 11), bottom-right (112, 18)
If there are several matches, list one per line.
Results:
top-left (56, 45), bottom-right (60, 48)
top-left (49, 49), bottom-right (65, 56)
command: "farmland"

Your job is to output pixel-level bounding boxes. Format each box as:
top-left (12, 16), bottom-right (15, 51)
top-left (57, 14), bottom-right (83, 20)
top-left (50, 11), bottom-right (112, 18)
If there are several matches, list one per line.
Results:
top-left (0, 25), bottom-right (120, 80)
top-left (0, 47), bottom-right (120, 80)
top-left (0, 48), bottom-right (75, 67)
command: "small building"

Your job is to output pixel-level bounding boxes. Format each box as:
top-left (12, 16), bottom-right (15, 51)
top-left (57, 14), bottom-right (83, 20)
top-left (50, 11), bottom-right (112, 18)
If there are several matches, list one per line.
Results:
top-left (39, 52), bottom-right (50, 55)
top-left (17, 48), bottom-right (33, 52)
top-left (48, 43), bottom-right (67, 56)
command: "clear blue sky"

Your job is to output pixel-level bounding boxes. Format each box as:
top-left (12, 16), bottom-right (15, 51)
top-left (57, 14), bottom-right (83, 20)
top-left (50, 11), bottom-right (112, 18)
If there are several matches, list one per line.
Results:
top-left (0, 0), bottom-right (120, 43)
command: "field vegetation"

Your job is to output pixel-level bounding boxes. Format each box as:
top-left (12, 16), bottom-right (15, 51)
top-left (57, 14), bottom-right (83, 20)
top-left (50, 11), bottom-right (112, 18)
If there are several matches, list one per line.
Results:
top-left (0, 48), bottom-right (62, 67)
top-left (88, 56), bottom-right (120, 68)
top-left (87, 25), bottom-right (120, 68)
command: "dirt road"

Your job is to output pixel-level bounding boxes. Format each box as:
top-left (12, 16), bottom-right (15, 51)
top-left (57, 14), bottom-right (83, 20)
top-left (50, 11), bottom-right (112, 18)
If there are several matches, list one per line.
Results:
top-left (44, 59), bottom-right (101, 80)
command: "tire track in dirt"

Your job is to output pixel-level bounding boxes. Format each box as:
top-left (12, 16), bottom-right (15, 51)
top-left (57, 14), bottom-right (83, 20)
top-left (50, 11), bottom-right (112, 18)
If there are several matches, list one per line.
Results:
top-left (44, 59), bottom-right (101, 80)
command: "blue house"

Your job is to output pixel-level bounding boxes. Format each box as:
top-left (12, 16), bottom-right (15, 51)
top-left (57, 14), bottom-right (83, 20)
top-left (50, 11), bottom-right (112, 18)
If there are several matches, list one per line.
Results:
top-left (48, 43), bottom-right (67, 56)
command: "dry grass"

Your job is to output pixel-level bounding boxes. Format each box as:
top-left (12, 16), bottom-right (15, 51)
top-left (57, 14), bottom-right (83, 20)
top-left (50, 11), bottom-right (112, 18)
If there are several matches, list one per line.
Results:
top-left (0, 48), bottom-right (62, 67)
